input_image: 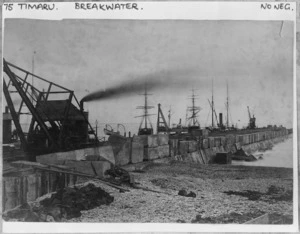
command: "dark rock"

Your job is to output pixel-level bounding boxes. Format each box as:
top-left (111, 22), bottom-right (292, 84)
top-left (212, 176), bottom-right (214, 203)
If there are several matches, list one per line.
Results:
top-left (39, 183), bottom-right (114, 221)
top-left (178, 189), bottom-right (187, 196)
top-left (47, 206), bottom-right (62, 221)
top-left (223, 190), bottom-right (263, 201)
top-left (186, 191), bottom-right (196, 198)
top-left (245, 154), bottom-right (257, 162)
top-left (176, 219), bottom-right (186, 223)
top-left (235, 149), bottom-right (247, 157)
top-left (24, 211), bottom-right (40, 222)
top-left (19, 203), bottom-right (31, 210)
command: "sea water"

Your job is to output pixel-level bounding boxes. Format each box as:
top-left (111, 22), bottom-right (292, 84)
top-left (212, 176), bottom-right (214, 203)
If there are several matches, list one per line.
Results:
top-left (232, 136), bottom-right (294, 168)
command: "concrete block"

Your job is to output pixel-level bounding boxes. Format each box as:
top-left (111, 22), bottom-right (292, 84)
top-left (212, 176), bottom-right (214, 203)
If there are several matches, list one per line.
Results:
top-left (188, 151), bottom-right (202, 164)
top-left (200, 150), bottom-right (208, 164)
top-left (157, 145), bottom-right (170, 158)
top-left (214, 152), bottom-right (232, 164)
top-left (211, 147), bottom-right (218, 154)
top-left (169, 139), bottom-right (178, 156)
top-left (74, 148), bottom-right (87, 161)
top-left (111, 144), bottom-right (124, 156)
top-left (188, 141), bottom-right (198, 153)
top-left (169, 146), bottom-right (174, 157)
top-left (132, 135), bottom-right (148, 146)
top-left (220, 137), bottom-right (226, 146)
top-left (157, 134), bottom-right (169, 146)
top-left (36, 153), bottom-right (59, 164)
top-left (215, 138), bottom-right (221, 147)
top-left (235, 142), bottom-right (241, 150)
top-left (131, 142), bottom-right (144, 164)
top-left (179, 141), bottom-right (189, 155)
top-left (60, 150), bottom-right (82, 160)
top-left (203, 139), bottom-right (209, 149)
top-left (85, 155), bottom-right (107, 161)
top-left (144, 147), bottom-right (159, 160)
top-left (64, 161), bottom-right (95, 175)
top-left (208, 137), bottom-right (215, 148)
top-left (225, 135), bottom-right (235, 145)
top-left (169, 145), bottom-right (175, 157)
top-left (98, 145), bottom-right (115, 164)
top-left (147, 135), bottom-right (158, 148)
top-left (245, 135), bottom-right (249, 144)
top-left (204, 148), bottom-right (215, 163)
top-left (36, 145), bottom-right (115, 165)
top-left (82, 147), bottom-right (100, 158)
top-left (114, 141), bottom-right (131, 166)
top-left (219, 146), bottom-right (226, 153)
top-left (91, 161), bottom-right (111, 178)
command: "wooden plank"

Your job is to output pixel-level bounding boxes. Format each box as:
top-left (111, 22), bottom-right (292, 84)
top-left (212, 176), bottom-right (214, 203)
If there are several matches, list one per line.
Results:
top-left (31, 165), bottom-right (130, 192)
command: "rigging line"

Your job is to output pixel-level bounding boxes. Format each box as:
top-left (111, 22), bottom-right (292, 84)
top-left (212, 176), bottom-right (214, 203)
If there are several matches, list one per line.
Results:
top-left (205, 109), bottom-right (211, 127)
top-left (229, 109), bottom-right (234, 127)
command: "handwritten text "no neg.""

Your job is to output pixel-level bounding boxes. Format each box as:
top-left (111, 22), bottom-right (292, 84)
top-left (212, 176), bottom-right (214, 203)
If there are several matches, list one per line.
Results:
top-left (261, 3), bottom-right (293, 11)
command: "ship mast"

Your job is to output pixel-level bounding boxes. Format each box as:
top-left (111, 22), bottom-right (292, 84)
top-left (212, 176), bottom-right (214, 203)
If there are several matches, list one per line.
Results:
top-left (136, 84), bottom-right (154, 134)
top-left (168, 105), bottom-right (172, 127)
top-left (144, 86), bottom-right (148, 128)
top-left (187, 89), bottom-right (201, 127)
top-left (226, 81), bottom-right (229, 128)
top-left (212, 78), bottom-right (214, 128)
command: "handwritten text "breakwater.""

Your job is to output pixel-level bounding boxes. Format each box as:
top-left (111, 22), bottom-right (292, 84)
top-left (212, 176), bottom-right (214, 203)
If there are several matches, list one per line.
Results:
top-left (75, 3), bottom-right (141, 11)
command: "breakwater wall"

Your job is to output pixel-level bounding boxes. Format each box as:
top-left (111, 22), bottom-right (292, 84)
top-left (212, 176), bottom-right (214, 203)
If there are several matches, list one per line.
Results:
top-left (35, 128), bottom-right (290, 168)
top-left (4, 128), bottom-right (289, 212)
top-left (173, 128), bottom-right (290, 164)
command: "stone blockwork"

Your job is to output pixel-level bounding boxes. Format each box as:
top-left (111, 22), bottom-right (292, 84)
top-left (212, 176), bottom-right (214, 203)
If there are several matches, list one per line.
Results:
top-left (172, 128), bottom-right (289, 165)
top-left (143, 134), bottom-right (170, 160)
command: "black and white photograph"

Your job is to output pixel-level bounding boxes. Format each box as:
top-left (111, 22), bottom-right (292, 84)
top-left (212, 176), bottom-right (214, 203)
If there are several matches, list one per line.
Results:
top-left (1, 2), bottom-right (297, 232)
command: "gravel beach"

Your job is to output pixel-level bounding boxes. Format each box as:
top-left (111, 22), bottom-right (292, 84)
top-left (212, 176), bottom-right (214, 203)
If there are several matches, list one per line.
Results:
top-left (69, 160), bottom-right (293, 224)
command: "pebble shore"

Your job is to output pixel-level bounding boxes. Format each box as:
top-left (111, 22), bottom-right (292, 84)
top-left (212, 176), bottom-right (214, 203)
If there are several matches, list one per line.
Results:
top-left (69, 161), bottom-right (293, 223)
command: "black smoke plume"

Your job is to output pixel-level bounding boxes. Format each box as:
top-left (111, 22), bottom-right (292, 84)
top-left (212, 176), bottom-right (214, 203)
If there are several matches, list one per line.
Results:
top-left (81, 69), bottom-right (197, 103)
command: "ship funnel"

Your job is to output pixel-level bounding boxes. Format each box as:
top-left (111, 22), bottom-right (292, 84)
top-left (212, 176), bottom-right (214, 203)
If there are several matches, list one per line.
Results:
top-left (80, 100), bottom-right (84, 111)
top-left (219, 113), bottom-right (223, 126)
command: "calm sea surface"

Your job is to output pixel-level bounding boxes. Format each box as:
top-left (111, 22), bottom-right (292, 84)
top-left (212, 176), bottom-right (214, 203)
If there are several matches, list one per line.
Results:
top-left (232, 136), bottom-right (294, 168)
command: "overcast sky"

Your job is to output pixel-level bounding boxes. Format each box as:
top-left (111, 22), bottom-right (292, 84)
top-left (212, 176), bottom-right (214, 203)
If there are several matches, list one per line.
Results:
top-left (3, 19), bottom-right (294, 132)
